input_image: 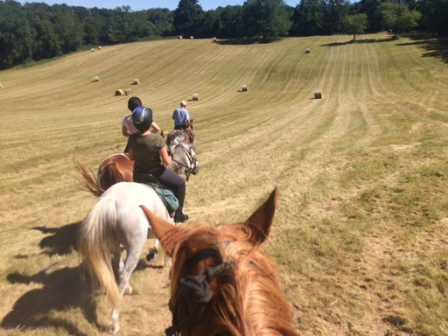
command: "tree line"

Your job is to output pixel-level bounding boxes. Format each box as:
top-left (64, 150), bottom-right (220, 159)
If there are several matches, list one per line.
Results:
top-left (0, 0), bottom-right (446, 70)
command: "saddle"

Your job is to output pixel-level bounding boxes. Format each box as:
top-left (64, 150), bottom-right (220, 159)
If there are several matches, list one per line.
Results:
top-left (134, 172), bottom-right (179, 215)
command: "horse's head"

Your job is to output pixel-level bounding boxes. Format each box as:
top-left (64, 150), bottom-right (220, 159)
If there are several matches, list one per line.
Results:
top-left (170, 143), bottom-right (199, 180)
top-left (140, 188), bottom-right (298, 336)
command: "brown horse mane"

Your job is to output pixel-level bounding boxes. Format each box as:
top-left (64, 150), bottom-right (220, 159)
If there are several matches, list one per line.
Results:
top-left (101, 161), bottom-right (127, 190)
top-left (165, 221), bottom-right (298, 336)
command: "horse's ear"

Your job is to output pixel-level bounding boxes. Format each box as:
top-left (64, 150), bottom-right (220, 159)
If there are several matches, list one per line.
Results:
top-left (244, 187), bottom-right (279, 245)
top-left (140, 206), bottom-right (185, 256)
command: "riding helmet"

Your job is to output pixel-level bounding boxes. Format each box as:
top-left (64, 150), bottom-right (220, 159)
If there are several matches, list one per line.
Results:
top-left (131, 106), bottom-right (153, 132)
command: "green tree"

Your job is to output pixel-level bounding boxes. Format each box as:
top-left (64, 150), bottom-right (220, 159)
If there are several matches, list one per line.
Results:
top-left (375, 2), bottom-right (421, 37)
top-left (35, 20), bottom-right (61, 59)
top-left (216, 5), bottom-right (244, 38)
top-left (342, 13), bottom-right (368, 41)
top-left (0, 0), bottom-right (34, 69)
top-left (355, 0), bottom-right (382, 32)
top-left (173, 0), bottom-right (204, 37)
top-left (83, 16), bottom-right (100, 45)
top-left (416, 0), bottom-right (448, 36)
top-left (52, 6), bottom-right (84, 52)
top-left (323, 0), bottom-right (350, 34)
top-left (147, 8), bottom-right (174, 36)
top-left (290, 0), bottom-right (326, 36)
top-left (242, 0), bottom-right (292, 39)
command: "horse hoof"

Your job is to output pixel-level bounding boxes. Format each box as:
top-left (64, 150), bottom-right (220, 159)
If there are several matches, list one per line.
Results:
top-left (108, 323), bottom-right (120, 334)
top-left (124, 286), bottom-right (133, 295)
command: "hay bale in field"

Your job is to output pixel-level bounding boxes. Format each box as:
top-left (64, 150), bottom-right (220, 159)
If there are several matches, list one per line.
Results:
top-left (190, 36), bottom-right (194, 39)
top-left (90, 48), bottom-right (95, 52)
top-left (98, 46), bottom-right (102, 50)
top-left (125, 89), bottom-right (132, 96)
top-left (115, 89), bottom-right (124, 96)
top-left (93, 76), bottom-right (100, 82)
top-left (305, 48), bottom-right (311, 54)
top-left (314, 91), bottom-right (322, 99)
top-left (192, 93), bottom-right (199, 101)
top-left (132, 79), bottom-right (140, 85)
top-left (179, 36), bottom-right (183, 39)
top-left (241, 85), bottom-right (248, 92)
top-left (213, 37), bottom-right (217, 42)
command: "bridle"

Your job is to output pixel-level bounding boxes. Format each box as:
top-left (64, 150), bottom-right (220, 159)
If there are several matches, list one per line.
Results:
top-left (165, 247), bottom-right (233, 336)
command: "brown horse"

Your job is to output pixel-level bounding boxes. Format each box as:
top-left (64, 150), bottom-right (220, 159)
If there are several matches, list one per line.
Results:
top-left (140, 187), bottom-right (299, 336)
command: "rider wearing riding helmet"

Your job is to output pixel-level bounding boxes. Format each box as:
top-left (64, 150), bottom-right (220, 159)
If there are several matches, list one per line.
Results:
top-left (122, 96), bottom-right (161, 153)
top-left (128, 106), bottom-right (188, 223)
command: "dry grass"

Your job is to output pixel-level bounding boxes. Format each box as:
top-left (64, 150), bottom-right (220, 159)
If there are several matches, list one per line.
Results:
top-left (0, 33), bottom-right (448, 336)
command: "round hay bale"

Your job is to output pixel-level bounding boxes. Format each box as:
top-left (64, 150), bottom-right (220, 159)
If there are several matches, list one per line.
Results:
top-left (93, 76), bottom-right (100, 82)
top-left (132, 79), bottom-right (140, 85)
top-left (305, 48), bottom-right (311, 54)
top-left (192, 93), bottom-right (199, 101)
top-left (213, 37), bottom-right (217, 42)
top-left (115, 89), bottom-right (124, 96)
top-left (125, 89), bottom-right (132, 96)
top-left (179, 36), bottom-right (183, 39)
top-left (241, 85), bottom-right (248, 92)
top-left (190, 36), bottom-right (194, 39)
top-left (90, 48), bottom-right (95, 52)
top-left (314, 91), bottom-right (323, 99)
top-left (98, 46), bottom-right (102, 50)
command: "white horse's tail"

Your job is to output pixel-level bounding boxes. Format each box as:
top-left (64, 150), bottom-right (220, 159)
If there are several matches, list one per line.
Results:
top-left (79, 196), bottom-right (120, 309)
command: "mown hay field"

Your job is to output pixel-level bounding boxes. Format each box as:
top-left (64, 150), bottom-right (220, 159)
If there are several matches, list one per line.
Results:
top-left (0, 33), bottom-right (447, 336)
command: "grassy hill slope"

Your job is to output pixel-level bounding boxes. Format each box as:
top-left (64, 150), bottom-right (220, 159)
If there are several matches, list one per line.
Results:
top-left (0, 34), bottom-right (447, 336)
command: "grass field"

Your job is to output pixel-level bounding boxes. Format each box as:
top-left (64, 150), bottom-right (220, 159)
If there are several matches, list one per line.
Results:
top-left (0, 33), bottom-right (448, 336)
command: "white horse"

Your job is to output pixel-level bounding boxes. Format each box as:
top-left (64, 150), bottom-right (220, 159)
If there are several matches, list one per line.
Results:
top-left (78, 181), bottom-right (174, 334)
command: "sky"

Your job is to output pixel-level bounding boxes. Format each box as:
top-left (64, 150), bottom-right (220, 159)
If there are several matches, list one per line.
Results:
top-left (18, 0), bottom-right (300, 11)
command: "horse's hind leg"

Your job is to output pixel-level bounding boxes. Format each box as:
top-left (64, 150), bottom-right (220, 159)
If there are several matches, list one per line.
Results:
top-left (109, 238), bottom-right (146, 334)
top-left (118, 236), bottom-right (146, 297)
top-left (111, 243), bottom-right (124, 283)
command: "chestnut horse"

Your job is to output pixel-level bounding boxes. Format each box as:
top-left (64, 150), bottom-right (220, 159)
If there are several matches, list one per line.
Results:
top-left (140, 187), bottom-right (299, 336)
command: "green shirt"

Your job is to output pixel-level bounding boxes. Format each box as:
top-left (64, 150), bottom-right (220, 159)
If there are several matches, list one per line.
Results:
top-left (128, 133), bottom-right (165, 171)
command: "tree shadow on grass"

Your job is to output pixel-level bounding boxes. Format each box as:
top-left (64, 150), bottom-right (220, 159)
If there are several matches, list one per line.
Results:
top-left (322, 36), bottom-right (396, 47)
top-left (216, 37), bottom-right (282, 45)
top-left (398, 33), bottom-right (448, 63)
top-left (1, 265), bottom-right (99, 335)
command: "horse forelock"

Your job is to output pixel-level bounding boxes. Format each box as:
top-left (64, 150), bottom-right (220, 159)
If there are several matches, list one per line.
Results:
top-left (169, 222), bottom-right (297, 336)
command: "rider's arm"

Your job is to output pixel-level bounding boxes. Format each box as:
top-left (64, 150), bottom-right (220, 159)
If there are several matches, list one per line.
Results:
top-left (160, 146), bottom-right (172, 167)
top-left (150, 121), bottom-right (161, 134)
top-left (122, 123), bottom-right (129, 137)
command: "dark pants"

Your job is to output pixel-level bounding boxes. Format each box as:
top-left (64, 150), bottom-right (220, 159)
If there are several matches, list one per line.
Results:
top-left (134, 166), bottom-right (186, 215)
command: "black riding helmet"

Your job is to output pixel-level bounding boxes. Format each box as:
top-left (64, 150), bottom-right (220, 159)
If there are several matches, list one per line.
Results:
top-left (131, 106), bottom-right (153, 132)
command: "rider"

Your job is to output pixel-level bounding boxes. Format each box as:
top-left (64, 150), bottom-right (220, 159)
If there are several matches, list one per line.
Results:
top-left (128, 106), bottom-right (188, 223)
top-left (123, 96), bottom-right (160, 152)
top-left (172, 101), bottom-right (194, 143)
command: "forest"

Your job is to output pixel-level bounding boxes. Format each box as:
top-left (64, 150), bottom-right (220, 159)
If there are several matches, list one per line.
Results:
top-left (0, 0), bottom-right (447, 69)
